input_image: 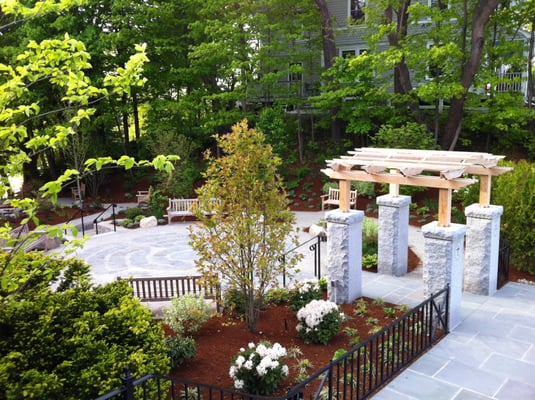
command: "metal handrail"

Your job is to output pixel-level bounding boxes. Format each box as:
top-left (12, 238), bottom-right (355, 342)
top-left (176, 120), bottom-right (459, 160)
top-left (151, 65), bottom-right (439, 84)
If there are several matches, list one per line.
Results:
top-left (93, 203), bottom-right (117, 235)
top-left (63, 203), bottom-right (86, 236)
top-left (280, 233), bottom-right (327, 287)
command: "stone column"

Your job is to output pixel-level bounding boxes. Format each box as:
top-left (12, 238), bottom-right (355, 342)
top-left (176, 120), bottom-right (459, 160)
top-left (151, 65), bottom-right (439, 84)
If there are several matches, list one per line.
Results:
top-left (326, 210), bottom-right (363, 304)
top-left (377, 194), bottom-right (411, 276)
top-left (464, 204), bottom-right (503, 296)
top-left (422, 222), bottom-right (466, 330)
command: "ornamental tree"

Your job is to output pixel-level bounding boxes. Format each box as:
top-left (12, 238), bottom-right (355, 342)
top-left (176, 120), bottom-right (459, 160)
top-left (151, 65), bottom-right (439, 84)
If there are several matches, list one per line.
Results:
top-left (188, 120), bottom-right (301, 332)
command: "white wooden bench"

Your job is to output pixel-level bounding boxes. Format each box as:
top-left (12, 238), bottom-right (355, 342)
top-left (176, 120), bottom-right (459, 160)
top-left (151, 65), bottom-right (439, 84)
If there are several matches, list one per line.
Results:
top-left (166, 198), bottom-right (197, 223)
top-left (321, 188), bottom-right (358, 211)
top-left (136, 190), bottom-right (150, 206)
top-left (166, 198), bottom-right (221, 224)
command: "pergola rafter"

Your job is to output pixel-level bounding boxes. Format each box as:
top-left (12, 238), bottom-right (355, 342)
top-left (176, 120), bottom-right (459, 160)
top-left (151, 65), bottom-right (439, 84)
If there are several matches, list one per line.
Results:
top-left (322, 148), bottom-right (512, 227)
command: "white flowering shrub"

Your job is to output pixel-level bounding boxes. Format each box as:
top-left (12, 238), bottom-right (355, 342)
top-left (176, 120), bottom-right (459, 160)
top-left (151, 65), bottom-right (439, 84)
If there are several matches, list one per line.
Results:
top-left (296, 300), bottom-right (344, 345)
top-left (229, 342), bottom-right (289, 395)
top-left (288, 279), bottom-right (322, 312)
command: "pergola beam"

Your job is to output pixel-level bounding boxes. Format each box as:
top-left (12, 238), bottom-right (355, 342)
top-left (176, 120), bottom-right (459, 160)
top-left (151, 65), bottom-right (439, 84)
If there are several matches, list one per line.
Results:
top-left (321, 169), bottom-right (476, 190)
top-left (324, 148), bottom-right (511, 227)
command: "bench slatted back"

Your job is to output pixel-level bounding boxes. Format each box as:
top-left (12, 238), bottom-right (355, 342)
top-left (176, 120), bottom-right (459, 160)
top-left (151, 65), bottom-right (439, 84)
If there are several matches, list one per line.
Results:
top-left (168, 199), bottom-right (197, 213)
top-left (121, 275), bottom-right (220, 303)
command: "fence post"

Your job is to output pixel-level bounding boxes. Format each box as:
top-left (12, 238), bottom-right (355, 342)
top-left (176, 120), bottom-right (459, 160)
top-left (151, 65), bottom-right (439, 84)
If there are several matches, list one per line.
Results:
top-left (121, 366), bottom-right (135, 400)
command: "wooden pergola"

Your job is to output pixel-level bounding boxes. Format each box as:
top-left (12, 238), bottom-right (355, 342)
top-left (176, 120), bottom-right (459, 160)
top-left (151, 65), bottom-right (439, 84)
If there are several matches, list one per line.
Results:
top-left (322, 148), bottom-right (512, 227)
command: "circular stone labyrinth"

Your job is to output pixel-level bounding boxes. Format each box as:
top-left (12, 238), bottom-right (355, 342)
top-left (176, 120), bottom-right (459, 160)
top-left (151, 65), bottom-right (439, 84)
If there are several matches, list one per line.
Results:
top-left (59, 223), bottom-right (199, 286)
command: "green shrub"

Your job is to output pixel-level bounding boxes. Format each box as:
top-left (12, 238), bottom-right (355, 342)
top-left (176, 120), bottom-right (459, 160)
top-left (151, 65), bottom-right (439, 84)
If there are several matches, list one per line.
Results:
top-left (265, 287), bottom-right (290, 305)
top-left (148, 188), bottom-right (168, 219)
top-left (318, 276), bottom-right (328, 291)
top-left (321, 181), bottom-right (339, 194)
top-left (165, 336), bottom-right (197, 368)
top-left (163, 293), bottom-right (213, 337)
top-left (0, 254), bottom-right (169, 399)
top-left (296, 300), bottom-right (344, 345)
top-left (362, 218), bottom-right (378, 256)
top-left (134, 214), bottom-right (145, 223)
top-left (125, 207), bottom-right (145, 220)
top-left (351, 181), bottom-right (375, 199)
top-left (288, 279), bottom-right (323, 312)
top-left (362, 254), bottom-right (378, 269)
top-left (493, 160), bottom-right (535, 274)
top-left (121, 218), bottom-right (134, 227)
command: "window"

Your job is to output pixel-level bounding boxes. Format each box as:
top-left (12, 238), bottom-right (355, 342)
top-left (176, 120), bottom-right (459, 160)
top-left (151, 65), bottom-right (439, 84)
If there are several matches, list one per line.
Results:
top-left (350, 0), bottom-right (365, 21)
top-left (340, 48), bottom-right (367, 58)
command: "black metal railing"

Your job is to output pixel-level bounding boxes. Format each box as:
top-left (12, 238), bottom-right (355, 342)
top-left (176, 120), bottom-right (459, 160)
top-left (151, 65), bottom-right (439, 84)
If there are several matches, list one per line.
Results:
top-left (62, 203), bottom-right (87, 236)
top-left (280, 233), bottom-right (327, 287)
top-left (93, 203), bottom-right (117, 235)
top-left (497, 240), bottom-right (510, 289)
top-left (97, 286), bottom-right (449, 400)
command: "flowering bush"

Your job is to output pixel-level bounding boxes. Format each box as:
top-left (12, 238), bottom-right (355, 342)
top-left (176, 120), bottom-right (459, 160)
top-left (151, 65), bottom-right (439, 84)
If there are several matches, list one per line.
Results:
top-left (229, 342), bottom-right (289, 395)
top-left (288, 279), bottom-right (323, 312)
top-left (296, 300), bottom-right (344, 345)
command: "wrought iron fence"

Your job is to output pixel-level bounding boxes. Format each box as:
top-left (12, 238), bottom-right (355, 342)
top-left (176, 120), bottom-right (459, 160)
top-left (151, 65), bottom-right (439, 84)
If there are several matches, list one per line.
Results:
top-left (97, 286), bottom-right (449, 400)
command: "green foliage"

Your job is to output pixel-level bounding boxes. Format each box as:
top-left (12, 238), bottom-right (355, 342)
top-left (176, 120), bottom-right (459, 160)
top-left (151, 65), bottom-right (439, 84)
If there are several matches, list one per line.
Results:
top-left (372, 123), bottom-right (436, 150)
top-left (296, 300), bottom-right (344, 345)
top-left (322, 181), bottom-right (339, 194)
top-left (492, 160), bottom-right (535, 273)
top-left (383, 307), bottom-right (396, 318)
top-left (148, 188), bottom-right (168, 220)
top-left (121, 218), bottom-right (134, 227)
top-left (125, 207), bottom-right (145, 220)
top-left (229, 342), bottom-right (288, 395)
top-left (288, 279), bottom-right (323, 312)
top-left (0, 253), bottom-right (168, 399)
top-left (351, 181), bottom-right (376, 199)
top-left (222, 286), bottom-right (249, 317)
top-left (256, 107), bottom-right (288, 158)
top-left (165, 336), bottom-right (197, 369)
top-left (189, 120), bottom-right (301, 332)
top-left (318, 276), bottom-right (328, 291)
top-left (163, 293), bottom-right (213, 337)
top-left (362, 254), bottom-right (378, 269)
top-left (362, 218), bottom-right (378, 257)
top-left (265, 287), bottom-right (290, 305)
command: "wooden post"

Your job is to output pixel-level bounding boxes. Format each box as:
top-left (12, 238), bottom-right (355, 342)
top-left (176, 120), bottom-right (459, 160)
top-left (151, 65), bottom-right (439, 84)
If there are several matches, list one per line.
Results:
top-left (389, 169), bottom-right (399, 196)
top-left (437, 189), bottom-right (452, 227)
top-left (479, 175), bottom-right (491, 208)
top-left (339, 180), bottom-right (351, 212)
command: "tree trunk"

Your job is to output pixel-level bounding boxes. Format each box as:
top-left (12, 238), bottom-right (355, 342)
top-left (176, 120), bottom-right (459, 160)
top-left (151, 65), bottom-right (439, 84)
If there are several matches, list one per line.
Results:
top-left (442, 0), bottom-right (500, 150)
top-left (121, 93), bottom-right (130, 151)
top-left (314, 0), bottom-right (343, 143)
top-left (133, 91), bottom-right (141, 142)
top-left (385, 2), bottom-right (425, 123)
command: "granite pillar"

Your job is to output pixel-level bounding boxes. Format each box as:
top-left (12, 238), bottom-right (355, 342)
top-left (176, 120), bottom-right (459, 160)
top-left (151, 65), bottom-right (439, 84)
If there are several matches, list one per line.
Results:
top-left (377, 194), bottom-right (411, 276)
top-left (422, 222), bottom-right (466, 329)
top-left (464, 204), bottom-right (503, 296)
top-left (326, 210), bottom-right (363, 304)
